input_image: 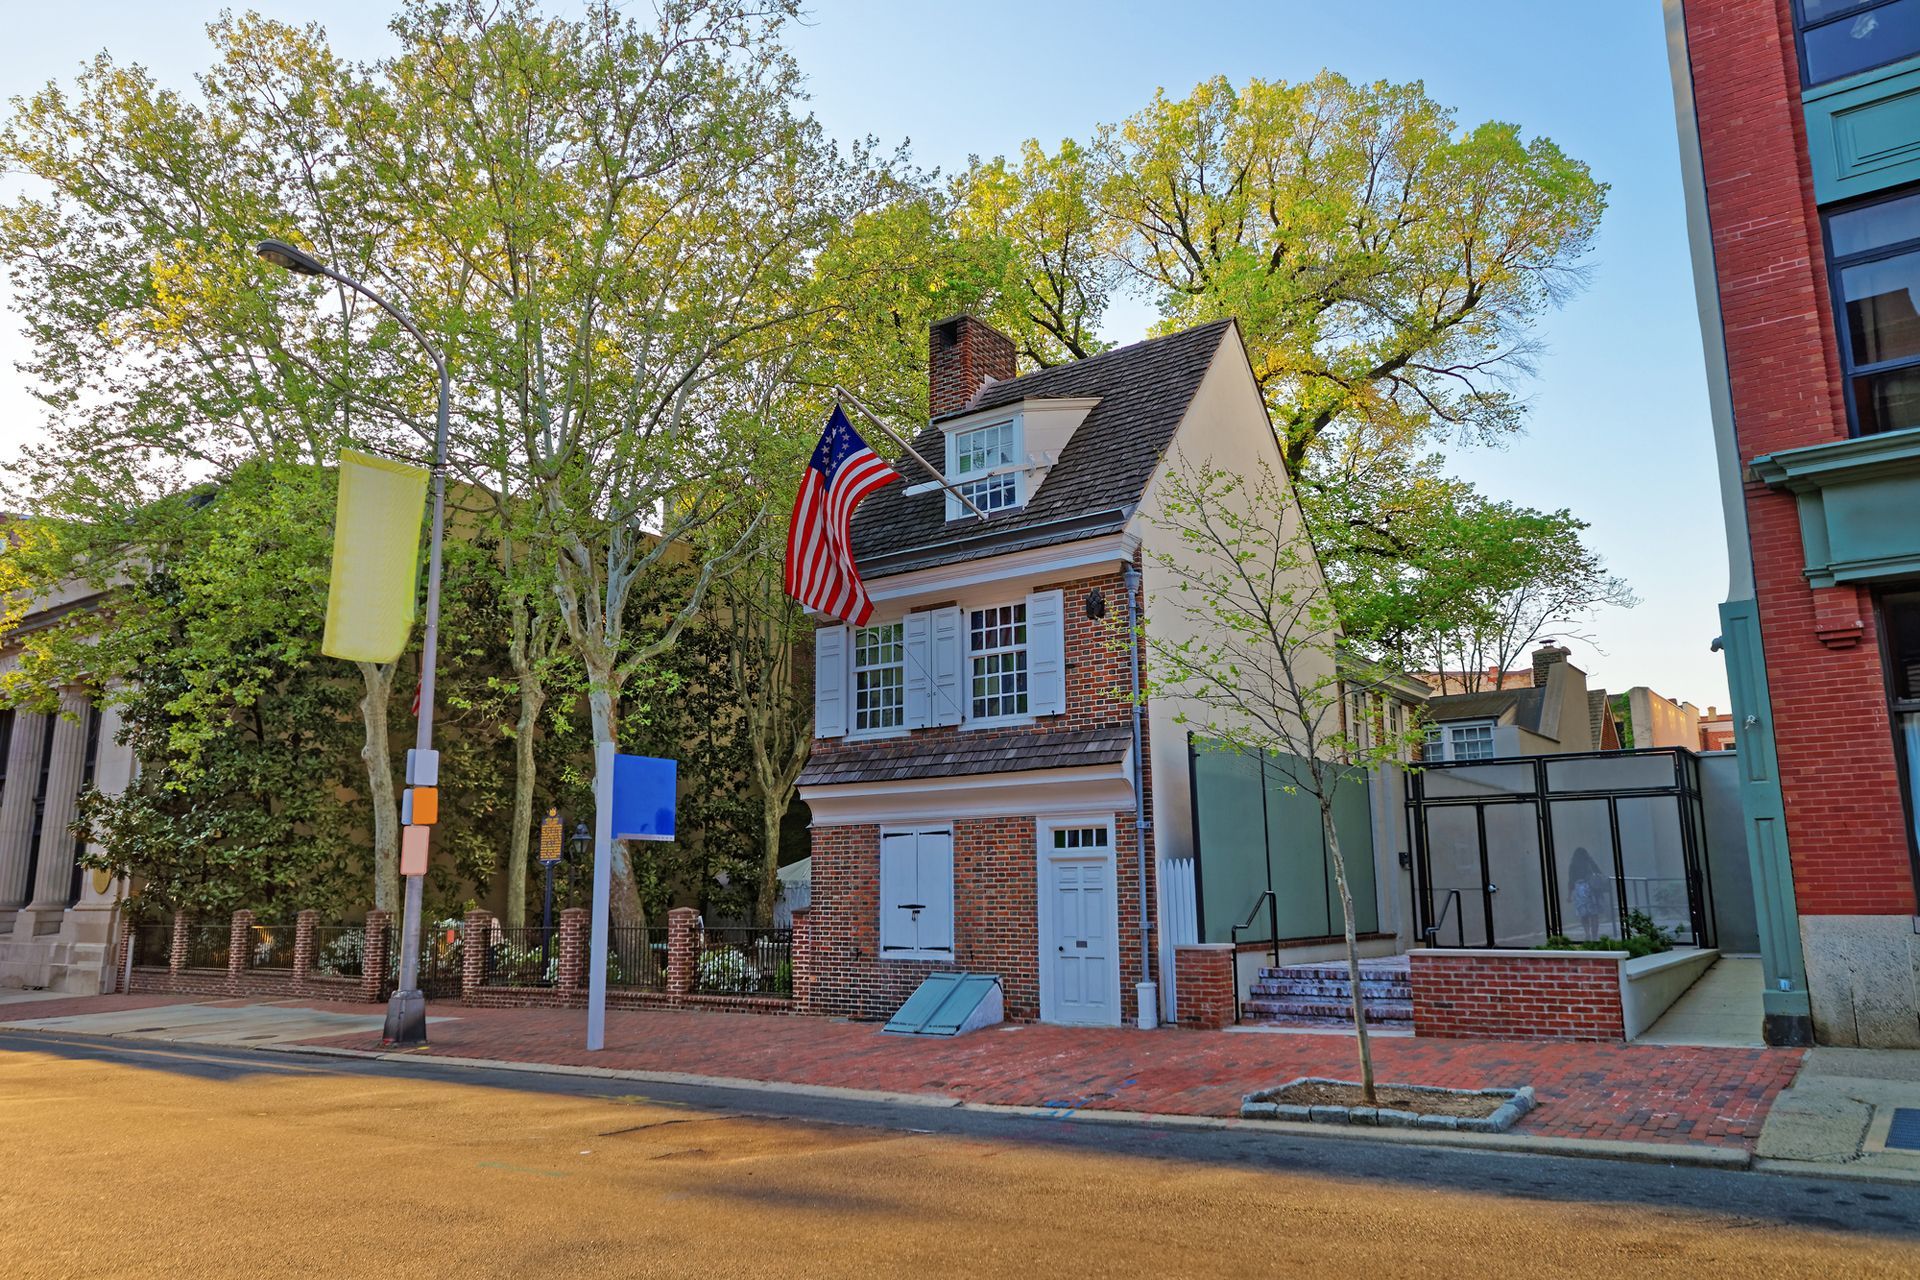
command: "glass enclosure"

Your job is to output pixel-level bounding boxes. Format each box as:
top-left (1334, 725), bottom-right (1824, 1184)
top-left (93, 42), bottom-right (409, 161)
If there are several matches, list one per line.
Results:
top-left (1408, 748), bottom-right (1714, 950)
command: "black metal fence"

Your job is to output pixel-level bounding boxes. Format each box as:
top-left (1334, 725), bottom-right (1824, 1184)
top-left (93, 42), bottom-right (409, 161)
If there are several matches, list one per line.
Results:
top-left (129, 923), bottom-right (173, 968)
top-left (693, 926), bottom-right (792, 997)
top-left (183, 924), bottom-right (230, 970)
top-left (310, 926), bottom-right (366, 979)
top-left (484, 927), bottom-right (558, 987)
top-left (247, 925), bottom-right (298, 970)
top-left (386, 921), bottom-right (464, 998)
top-left (607, 925), bottom-right (669, 991)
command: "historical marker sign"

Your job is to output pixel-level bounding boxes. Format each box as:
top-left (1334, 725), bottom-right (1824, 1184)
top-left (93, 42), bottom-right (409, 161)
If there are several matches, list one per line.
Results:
top-left (539, 808), bottom-right (563, 864)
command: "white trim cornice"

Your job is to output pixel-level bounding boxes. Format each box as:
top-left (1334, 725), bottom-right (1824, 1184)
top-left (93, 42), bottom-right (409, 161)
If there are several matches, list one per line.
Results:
top-left (862, 530), bottom-right (1139, 607)
top-left (800, 754), bottom-right (1136, 825)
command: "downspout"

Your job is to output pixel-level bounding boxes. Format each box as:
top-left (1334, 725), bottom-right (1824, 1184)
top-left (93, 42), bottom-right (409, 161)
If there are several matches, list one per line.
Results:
top-left (1126, 564), bottom-right (1157, 1028)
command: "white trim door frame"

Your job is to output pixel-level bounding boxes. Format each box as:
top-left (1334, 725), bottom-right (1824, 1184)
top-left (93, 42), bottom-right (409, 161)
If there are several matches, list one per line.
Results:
top-left (1037, 815), bottom-right (1123, 1027)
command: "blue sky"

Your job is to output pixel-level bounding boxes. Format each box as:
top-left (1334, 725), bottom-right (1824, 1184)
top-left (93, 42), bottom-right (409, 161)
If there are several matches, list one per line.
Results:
top-left (0, 1), bottom-right (1728, 707)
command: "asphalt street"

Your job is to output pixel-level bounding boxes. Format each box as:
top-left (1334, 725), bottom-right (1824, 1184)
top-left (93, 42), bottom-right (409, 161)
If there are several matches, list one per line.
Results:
top-left (1, 1029), bottom-right (1915, 1277)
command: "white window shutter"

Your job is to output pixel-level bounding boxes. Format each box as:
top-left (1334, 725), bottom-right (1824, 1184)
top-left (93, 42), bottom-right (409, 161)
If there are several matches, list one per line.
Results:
top-left (814, 624), bottom-right (848, 738)
top-left (917, 830), bottom-right (954, 955)
top-left (930, 605), bottom-right (965, 726)
top-left (1027, 589), bottom-right (1066, 717)
top-left (903, 611), bottom-right (933, 730)
top-left (879, 832), bottom-right (917, 954)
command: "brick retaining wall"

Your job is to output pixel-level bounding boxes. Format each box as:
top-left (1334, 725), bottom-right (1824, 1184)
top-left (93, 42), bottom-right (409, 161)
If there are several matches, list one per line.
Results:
top-left (1409, 949), bottom-right (1627, 1041)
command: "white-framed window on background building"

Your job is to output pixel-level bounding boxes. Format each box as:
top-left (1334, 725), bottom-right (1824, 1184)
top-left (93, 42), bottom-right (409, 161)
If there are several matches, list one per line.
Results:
top-left (1425, 720), bottom-right (1496, 763)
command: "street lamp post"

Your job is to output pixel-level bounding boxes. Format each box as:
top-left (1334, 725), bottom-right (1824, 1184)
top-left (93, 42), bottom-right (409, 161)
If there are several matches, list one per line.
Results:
top-left (257, 237), bottom-right (447, 1047)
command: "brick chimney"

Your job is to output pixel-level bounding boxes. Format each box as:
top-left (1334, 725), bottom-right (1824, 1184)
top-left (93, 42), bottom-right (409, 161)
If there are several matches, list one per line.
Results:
top-left (929, 314), bottom-right (1016, 418)
top-left (1531, 644), bottom-right (1572, 688)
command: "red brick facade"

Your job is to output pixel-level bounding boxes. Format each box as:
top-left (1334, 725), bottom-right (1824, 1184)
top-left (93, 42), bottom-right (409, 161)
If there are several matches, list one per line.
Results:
top-left (1684, 0), bottom-right (1917, 915)
top-left (1409, 951), bottom-right (1625, 1042)
top-left (804, 562), bottom-right (1160, 1025)
top-left (928, 315), bottom-right (1017, 417)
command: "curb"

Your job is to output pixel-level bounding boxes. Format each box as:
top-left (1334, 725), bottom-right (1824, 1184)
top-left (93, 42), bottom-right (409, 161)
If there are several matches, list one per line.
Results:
top-left (267, 1039), bottom-right (1749, 1170)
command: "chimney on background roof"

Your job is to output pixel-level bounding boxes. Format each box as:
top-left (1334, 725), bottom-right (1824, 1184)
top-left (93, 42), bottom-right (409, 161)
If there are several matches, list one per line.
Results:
top-left (1532, 644), bottom-right (1572, 689)
top-left (929, 314), bottom-right (1016, 418)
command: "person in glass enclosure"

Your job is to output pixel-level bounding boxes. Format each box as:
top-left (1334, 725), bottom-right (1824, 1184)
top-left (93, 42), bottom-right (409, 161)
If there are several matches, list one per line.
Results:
top-left (1568, 847), bottom-right (1611, 941)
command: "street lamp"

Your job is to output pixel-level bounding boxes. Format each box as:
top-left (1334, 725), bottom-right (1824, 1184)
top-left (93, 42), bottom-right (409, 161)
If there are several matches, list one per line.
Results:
top-left (256, 236), bottom-right (449, 1047)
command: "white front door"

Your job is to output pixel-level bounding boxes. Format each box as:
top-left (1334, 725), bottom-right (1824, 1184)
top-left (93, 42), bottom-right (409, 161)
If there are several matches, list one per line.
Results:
top-left (1042, 822), bottom-right (1119, 1026)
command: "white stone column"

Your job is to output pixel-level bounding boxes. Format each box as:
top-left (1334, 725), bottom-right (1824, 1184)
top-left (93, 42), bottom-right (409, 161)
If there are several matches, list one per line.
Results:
top-left (27, 689), bottom-right (94, 912)
top-left (0, 710), bottom-right (50, 915)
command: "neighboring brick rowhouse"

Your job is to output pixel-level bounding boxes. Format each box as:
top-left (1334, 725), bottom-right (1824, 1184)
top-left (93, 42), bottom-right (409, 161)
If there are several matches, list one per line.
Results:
top-left (1683, 0), bottom-right (1917, 916)
top-left (1409, 950), bottom-right (1625, 1041)
top-left (1175, 944), bottom-right (1236, 1030)
top-left (928, 314), bottom-right (1017, 418)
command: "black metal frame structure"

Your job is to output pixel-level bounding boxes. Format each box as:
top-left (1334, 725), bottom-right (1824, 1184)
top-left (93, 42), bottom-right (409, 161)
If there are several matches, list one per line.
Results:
top-left (1406, 748), bottom-right (1717, 951)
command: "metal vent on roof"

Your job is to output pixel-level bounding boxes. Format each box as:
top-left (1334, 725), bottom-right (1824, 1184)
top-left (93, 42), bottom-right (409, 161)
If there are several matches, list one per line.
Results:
top-left (882, 972), bottom-right (1004, 1037)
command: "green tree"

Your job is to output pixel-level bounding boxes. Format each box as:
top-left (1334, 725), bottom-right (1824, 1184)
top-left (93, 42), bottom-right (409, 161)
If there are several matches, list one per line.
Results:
top-left (1137, 458), bottom-right (1420, 1104)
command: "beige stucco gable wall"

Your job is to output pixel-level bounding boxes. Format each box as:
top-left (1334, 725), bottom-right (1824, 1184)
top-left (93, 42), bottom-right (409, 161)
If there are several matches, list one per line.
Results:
top-left (1131, 325), bottom-right (1334, 872)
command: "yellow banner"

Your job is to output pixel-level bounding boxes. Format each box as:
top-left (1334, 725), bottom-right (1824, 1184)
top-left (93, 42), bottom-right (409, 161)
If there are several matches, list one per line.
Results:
top-left (321, 449), bottom-right (428, 664)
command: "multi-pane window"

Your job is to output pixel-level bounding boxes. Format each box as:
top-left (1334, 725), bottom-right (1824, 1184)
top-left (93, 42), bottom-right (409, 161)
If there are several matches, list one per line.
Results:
top-left (968, 603), bottom-right (1029, 721)
top-left (1052, 825), bottom-right (1110, 851)
top-left (949, 421), bottom-right (1019, 515)
top-left (1425, 721), bottom-right (1495, 762)
top-left (853, 622), bottom-right (904, 733)
top-left (1796, 1), bottom-right (1920, 87)
top-left (1827, 190), bottom-right (1920, 436)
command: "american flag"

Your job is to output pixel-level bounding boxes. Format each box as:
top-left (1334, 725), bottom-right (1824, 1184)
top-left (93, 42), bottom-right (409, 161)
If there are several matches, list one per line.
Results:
top-left (784, 406), bottom-right (901, 625)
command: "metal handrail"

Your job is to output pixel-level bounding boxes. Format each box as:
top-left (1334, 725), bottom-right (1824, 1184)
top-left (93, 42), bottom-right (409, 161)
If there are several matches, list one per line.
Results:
top-left (1423, 888), bottom-right (1467, 948)
top-left (1229, 890), bottom-right (1281, 1024)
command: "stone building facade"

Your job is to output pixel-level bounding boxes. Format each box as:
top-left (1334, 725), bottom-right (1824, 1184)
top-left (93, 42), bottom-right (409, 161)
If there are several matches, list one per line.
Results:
top-left (0, 607), bottom-right (135, 992)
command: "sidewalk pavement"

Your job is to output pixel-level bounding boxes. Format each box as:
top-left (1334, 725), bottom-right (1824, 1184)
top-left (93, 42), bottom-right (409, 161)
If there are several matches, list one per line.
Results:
top-left (1755, 1046), bottom-right (1920, 1181)
top-left (2, 992), bottom-right (1802, 1158)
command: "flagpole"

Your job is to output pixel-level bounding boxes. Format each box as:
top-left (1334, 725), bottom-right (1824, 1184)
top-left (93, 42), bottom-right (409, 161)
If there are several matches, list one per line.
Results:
top-left (831, 385), bottom-right (991, 522)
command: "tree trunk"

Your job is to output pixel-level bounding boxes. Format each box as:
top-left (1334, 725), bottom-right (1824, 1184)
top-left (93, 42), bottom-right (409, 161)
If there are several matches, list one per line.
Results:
top-left (504, 671), bottom-right (544, 929)
top-left (756, 790), bottom-right (783, 927)
top-left (1322, 793), bottom-right (1376, 1105)
top-left (357, 661), bottom-right (400, 912)
top-left (585, 673), bottom-right (647, 935)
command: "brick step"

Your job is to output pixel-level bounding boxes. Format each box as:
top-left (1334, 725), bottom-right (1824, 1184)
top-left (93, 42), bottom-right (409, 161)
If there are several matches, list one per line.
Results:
top-left (1249, 979), bottom-right (1411, 1001)
top-left (1257, 964), bottom-right (1408, 982)
top-left (1239, 996), bottom-right (1413, 1023)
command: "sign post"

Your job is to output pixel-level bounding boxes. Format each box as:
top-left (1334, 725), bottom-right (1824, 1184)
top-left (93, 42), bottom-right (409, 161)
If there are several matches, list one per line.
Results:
top-left (587, 746), bottom-right (677, 1051)
top-left (538, 807), bottom-right (563, 973)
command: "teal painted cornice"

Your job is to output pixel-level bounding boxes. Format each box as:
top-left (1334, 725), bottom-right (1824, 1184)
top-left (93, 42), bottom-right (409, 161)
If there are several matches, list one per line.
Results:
top-left (1752, 427), bottom-right (1920, 588)
top-left (1804, 53), bottom-right (1920, 203)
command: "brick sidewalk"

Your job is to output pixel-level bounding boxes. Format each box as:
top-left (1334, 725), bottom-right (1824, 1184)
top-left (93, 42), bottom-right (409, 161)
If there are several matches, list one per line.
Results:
top-left (275, 1001), bottom-right (1800, 1150)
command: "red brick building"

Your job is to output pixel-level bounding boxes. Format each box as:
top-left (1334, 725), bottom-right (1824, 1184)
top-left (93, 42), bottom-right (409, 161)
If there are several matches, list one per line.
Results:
top-left (1668, 0), bottom-right (1920, 1045)
top-left (795, 315), bottom-right (1316, 1027)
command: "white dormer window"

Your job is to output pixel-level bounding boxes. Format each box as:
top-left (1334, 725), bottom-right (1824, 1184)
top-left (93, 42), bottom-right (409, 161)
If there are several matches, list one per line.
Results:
top-left (947, 419), bottom-right (1022, 519)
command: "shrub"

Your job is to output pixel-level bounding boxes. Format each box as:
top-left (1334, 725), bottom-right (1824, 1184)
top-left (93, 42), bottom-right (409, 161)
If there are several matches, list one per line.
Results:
top-left (1540, 909), bottom-right (1674, 959)
top-left (697, 946), bottom-right (758, 994)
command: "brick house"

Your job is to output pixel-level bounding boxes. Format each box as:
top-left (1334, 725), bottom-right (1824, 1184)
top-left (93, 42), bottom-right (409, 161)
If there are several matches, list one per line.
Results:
top-left (1667, 0), bottom-right (1920, 1045)
top-left (795, 314), bottom-right (1320, 1027)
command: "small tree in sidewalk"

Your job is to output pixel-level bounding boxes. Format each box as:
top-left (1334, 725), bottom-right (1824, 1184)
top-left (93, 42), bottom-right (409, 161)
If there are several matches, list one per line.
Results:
top-left (1137, 458), bottom-right (1420, 1103)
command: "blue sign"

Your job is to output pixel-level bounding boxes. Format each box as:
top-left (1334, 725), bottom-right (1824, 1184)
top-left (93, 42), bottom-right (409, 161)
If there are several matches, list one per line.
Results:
top-left (612, 753), bottom-right (676, 842)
